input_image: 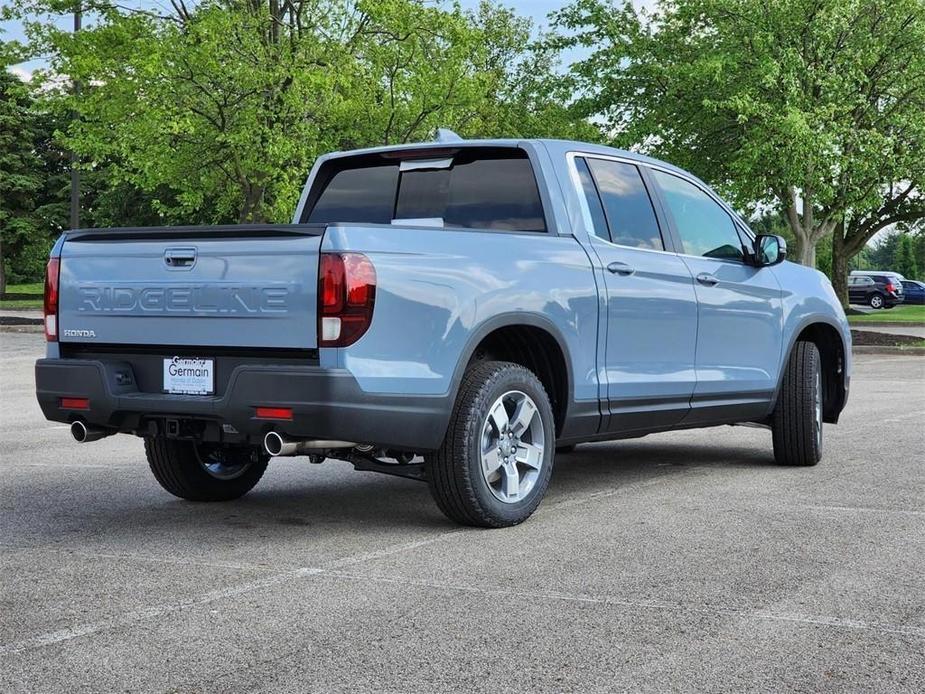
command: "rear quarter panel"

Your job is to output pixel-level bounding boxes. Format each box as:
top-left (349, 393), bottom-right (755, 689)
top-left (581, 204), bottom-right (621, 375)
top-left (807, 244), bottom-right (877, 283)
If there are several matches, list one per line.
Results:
top-left (321, 224), bottom-right (600, 409)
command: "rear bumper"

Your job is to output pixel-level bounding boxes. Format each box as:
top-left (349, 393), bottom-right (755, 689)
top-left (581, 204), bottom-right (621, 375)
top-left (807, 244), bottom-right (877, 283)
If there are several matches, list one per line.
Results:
top-left (35, 358), bottom-right (450, 451)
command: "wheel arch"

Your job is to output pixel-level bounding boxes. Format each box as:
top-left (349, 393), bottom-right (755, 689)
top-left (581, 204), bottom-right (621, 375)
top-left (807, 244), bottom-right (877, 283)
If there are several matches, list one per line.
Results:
top-left (779, 318), bottom-right (848, 424)
top-left (450, 314), bottom-right (573, 437)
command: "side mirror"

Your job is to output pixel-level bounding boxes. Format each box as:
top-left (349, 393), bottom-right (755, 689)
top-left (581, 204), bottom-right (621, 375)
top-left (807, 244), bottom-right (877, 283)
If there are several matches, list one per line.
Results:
top-left (754, 234), bottom-right (786, 266)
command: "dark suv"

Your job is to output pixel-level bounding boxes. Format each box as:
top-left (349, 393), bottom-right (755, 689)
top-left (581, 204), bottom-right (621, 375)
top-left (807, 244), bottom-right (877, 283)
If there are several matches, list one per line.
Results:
top-left (848, 274), bottom-right (904, 309)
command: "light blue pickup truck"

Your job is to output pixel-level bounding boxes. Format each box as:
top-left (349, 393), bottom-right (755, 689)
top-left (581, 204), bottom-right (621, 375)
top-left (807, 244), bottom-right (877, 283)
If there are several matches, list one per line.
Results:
top-left (36, 135), bottom-right (851, 527)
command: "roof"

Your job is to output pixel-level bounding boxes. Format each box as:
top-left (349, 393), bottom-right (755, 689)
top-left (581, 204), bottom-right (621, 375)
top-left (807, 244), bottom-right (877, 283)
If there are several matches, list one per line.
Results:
top-left (318, 137), bottom-right (690, 178)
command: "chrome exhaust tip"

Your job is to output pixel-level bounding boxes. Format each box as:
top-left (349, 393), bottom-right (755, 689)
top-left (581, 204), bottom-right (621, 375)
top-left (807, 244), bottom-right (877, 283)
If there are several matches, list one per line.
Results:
top-left (264, 431), bottom-right (289, 456)
top-left (70, 420), bottom-right (112, 443)
top-left (264, 432), bottom-right (357, 457)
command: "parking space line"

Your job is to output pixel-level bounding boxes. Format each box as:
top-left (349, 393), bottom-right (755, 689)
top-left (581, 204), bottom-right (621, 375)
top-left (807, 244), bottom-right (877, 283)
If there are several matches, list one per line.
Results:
top-left (0, 529), bottom-right (466, 656)
top-left (0, 567), bottom-right (323, 656)
top-left (319, 570), bottom-right (925, 638)
top-left (805, 504), bottom-right (924, 517)
top-left (0, 544), bottom-right (276, 572)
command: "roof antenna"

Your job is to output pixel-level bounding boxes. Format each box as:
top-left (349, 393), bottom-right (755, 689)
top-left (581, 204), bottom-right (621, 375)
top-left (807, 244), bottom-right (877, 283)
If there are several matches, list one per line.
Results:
top-left (435, 128), bottom-right (464, 143)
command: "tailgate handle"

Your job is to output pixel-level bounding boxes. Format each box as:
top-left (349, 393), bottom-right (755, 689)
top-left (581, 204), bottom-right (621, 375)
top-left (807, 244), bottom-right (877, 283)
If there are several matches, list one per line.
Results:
top-left (164, 247), bottom-right (197, 269)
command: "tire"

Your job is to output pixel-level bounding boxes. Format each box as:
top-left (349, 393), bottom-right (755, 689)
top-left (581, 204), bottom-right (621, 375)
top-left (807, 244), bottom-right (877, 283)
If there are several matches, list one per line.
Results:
top-left (145, 437), bottom-right (269, 501)
top-left (868, 293), bottom-right (884, 309)
top-left (771, 341), bottom-right (823, 467)
top-left (426, 360), bottom-right (555, 528)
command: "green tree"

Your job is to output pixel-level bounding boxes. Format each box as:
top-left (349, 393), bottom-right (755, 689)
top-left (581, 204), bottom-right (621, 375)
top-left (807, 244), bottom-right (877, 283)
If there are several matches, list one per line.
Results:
top-left (0, 67), bottom-right (62, 291)
top-left (868, 231), bottom-right (902, 270)
top-left (892, 233), bottom-right (919, 280)
top-left (13, 0), bottom-right (593, 225)
top-left (554, 0), bottom-right (925, 305)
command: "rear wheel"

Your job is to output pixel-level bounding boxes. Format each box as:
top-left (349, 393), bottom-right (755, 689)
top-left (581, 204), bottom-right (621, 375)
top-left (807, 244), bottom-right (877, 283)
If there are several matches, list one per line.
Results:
top-left (868, 293), bottom-right (884, 309)
top-left (771, 342), bottom-right (823, 467)
top-left (426, 361), bottom-right (555, 528)
top-left (145, 438), bottom-right (269, 501)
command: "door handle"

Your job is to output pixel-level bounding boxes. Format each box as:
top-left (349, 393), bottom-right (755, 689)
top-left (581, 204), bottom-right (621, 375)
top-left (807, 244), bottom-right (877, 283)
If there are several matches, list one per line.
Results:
top-left (696, 272), bottom-right (719, 286)
top-left (607, 261), bottom-right (635, 276)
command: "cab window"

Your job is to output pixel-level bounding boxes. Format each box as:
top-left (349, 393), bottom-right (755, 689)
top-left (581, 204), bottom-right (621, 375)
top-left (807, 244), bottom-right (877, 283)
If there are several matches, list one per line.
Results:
top-left (651, 170), bottom-right (745, 261)
top-left (583, 158), bottom-right (664, 250)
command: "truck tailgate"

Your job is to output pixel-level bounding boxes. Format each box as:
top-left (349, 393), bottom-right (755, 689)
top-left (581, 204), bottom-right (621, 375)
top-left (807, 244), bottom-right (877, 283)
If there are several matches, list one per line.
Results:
top-left (57, 225), bottom-right (322, 349)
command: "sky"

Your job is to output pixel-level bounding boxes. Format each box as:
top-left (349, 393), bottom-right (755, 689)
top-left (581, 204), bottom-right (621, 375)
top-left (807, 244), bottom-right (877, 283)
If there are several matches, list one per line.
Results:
top-left (1, 1), bottom-right (655, 79)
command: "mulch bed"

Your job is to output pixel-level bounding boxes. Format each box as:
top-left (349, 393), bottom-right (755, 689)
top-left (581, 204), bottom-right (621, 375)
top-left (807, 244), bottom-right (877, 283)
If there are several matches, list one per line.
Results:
top-left (0, 316), bottom-right (43, 326)
top-left (0, 293), bottom-right (42, 301)
top-left (851, 329), bottom-right (923, 347)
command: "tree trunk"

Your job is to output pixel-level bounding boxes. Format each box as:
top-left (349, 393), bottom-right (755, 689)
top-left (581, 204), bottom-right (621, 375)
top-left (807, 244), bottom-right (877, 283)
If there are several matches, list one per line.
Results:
top-left (830, 221), bottom-right (849, 309)
top-left (0, 239), bottom-right (6, 296)
top-left (792, 233), bottom-right (816, 267)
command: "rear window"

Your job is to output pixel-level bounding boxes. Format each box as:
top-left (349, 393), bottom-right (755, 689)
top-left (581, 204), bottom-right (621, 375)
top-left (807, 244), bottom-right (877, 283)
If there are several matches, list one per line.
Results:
top-left (304, 148), bottom-right (546, 232)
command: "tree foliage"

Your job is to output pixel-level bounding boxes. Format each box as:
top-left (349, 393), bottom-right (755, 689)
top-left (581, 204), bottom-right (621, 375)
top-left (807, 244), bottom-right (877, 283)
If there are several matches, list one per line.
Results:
top-left (554, 0), bottom-right (925, 304)
top-left (892, 233), bottom-right (920, 280)
top-left (12, 0), bottom-right (596, 227)
top-left (0, 67), bottom-right (64, 291)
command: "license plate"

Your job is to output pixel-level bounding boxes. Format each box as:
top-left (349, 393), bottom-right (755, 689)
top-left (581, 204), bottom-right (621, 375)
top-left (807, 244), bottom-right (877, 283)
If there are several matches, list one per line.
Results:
top-left (163, 357), bottom-right (214, 395)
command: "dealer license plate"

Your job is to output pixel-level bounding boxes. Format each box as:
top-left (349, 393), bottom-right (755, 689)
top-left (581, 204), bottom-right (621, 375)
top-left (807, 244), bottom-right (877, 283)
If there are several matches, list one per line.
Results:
top-left (163, 357), bottom-right (214, 395)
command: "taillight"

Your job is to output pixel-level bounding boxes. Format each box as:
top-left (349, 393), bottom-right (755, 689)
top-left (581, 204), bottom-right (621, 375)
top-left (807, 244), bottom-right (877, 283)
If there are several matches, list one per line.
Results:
top-left (44, 257), bottom-right (60, 342)
top-left (885, 282), bottom-right (895, 293)
top-left (318, 252), bottom-right (376, 347)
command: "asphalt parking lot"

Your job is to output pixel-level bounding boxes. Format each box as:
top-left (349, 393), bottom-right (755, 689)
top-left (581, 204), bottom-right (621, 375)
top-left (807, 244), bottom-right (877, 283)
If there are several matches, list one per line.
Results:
top-left (2, 331), bottom-right (923, 693)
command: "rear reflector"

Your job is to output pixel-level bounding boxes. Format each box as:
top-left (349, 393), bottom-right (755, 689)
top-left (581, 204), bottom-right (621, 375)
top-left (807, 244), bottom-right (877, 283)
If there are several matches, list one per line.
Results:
top-left (44, 257), bottom-right (60, 342)
top-left (255, 407), bottom-right (293, 420)
top-left (60, 397), bottom-right (90, 410)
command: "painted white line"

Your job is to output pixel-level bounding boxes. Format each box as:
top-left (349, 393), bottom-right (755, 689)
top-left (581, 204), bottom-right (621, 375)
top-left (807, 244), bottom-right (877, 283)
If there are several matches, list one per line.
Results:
top-left (321, 571), bottom-right (925, 638)
top-left (879, 411), bottom-right (925, 424)
top-left (0, 567), bottom-right (322, 656)
top-left (0, 467), bottom-right (703, 656)
top-left (15, 463), bottom-right (132, 469)
top-left (806, 504), bottom-right (925, 517)
top-left (0, 545), bottom-right (271, 572)
top-left (0, 529), bottom-right (466, 656)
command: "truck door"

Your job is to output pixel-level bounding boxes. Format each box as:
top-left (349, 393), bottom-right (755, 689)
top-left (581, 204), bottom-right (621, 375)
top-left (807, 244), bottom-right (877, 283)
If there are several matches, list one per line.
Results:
top-left (573, 156), bottom-right (698, 432)
top-left (648, 169), bottom-right (783, 424)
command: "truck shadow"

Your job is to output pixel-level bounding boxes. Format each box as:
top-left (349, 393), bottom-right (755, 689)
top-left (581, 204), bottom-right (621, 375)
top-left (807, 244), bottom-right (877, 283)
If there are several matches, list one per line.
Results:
top-left (9, 439), bottom-right (779, 546)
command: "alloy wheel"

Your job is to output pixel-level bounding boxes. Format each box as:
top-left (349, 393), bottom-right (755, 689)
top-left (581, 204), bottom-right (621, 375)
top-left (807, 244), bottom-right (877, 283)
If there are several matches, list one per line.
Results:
top-left (479, 390), bottom-right (546, 503)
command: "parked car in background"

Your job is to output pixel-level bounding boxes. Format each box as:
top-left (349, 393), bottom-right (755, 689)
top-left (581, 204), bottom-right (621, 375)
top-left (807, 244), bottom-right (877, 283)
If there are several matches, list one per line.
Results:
top-left (900, 279), bottom-right (925, 305)
top-left (35, 136), bottom-right (852, 527)
top-left (848, 274), bottom-right (905, 309)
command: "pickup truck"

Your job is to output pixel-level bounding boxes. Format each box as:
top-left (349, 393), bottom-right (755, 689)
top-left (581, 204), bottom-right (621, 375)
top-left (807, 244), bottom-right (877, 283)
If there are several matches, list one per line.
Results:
top-left (35, 135), bottom-right (851, 528)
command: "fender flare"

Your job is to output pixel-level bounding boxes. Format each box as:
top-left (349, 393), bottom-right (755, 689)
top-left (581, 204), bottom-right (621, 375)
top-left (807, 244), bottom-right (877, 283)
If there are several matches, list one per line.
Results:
top-left (773, 314), bottom-right (849, 417)
top-left (446, 312), bottom-right (575, 413)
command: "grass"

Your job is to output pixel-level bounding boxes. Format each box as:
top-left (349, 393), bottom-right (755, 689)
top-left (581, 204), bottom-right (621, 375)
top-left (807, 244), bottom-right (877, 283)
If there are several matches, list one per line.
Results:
top-left (0, 282), bottom-right (43, 311)
top-left (5, 282), bottom-right (44, 294)
top-left (847, 304), bottom-right (925, 324)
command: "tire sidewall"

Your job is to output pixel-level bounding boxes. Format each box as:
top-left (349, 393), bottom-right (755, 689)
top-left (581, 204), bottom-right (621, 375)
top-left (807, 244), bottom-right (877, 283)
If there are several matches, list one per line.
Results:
top-left (463, 366), bottom-right (555, 524)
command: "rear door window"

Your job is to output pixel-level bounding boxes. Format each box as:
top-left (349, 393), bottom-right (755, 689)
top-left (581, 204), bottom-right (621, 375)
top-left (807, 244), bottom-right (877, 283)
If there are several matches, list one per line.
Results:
top-left (306, 149), bottom-right (546, 232)
top-left (583, 158), bottom-right (664, 249)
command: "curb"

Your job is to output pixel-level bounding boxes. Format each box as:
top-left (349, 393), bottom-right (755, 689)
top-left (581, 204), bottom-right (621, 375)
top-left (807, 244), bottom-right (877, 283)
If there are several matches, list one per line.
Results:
top-left (852, 345), bottom-right (925, 356)
top-left (0, 325), bottom-right (43, 334)
top-left (848, 321), bottom-right (925, 328)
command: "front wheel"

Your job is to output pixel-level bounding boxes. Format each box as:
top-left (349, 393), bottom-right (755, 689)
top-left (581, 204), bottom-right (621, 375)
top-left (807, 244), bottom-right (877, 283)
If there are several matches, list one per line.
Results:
top-left (145, 438), bottom-right (269, 501)
top-left (771, 341), bottom-right (823, 466)
top-left (426, 361), bottom-right (555, 528)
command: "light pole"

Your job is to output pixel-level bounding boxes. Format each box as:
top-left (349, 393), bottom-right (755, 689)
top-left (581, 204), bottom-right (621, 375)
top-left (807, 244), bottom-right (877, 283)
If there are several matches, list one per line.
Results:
top-left (70, 2), bottom-right (81, 230)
